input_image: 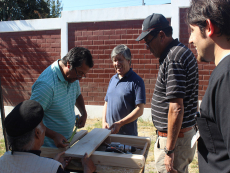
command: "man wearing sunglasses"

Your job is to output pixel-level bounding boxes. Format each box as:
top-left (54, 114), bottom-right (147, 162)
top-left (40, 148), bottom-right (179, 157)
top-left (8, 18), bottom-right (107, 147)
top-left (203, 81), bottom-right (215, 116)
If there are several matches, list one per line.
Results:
top-left (136, 13), bottom-right (198, 173)
top-left (30, 47), bottom-right (94, 148)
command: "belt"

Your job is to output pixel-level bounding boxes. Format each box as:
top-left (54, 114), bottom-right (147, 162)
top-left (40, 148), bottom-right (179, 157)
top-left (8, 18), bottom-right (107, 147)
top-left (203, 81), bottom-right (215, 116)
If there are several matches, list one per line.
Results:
top-left (157, 126), bottom-right (194, 138)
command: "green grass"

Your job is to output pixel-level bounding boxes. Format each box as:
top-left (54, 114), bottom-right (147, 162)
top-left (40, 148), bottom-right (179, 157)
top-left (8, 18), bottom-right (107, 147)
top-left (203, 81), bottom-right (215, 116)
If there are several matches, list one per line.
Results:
top-left (93, 119), bottom-right (102, 128)
top-left (138, 117), bottom-right (145, 123)
top-left (85, 126), bottom-right (93, 131)
top-left (138, 118), bottom-right (154, 127)
top-left (0, 139), bottom-right (6, 156)
top-left (189, 152), bottom-right (199, 173)
top-left (81, 119), bottom-right (102, 132)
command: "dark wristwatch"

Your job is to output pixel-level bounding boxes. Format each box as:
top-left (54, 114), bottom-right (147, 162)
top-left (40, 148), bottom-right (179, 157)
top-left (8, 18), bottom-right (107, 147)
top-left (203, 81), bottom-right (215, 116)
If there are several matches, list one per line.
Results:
top-left (164, 147), bottom-right (175, 155)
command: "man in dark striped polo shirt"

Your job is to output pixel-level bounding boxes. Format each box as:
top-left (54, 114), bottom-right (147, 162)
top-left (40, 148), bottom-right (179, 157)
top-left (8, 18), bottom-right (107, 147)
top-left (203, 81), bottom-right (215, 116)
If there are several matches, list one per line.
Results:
top-left (136, 13), bottom-right (198, 173)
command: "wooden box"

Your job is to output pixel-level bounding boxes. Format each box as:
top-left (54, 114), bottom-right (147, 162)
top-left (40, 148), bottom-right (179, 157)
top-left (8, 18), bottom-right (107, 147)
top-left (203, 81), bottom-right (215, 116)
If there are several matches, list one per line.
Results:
top-left (41, 128), bottom-right (151, 173)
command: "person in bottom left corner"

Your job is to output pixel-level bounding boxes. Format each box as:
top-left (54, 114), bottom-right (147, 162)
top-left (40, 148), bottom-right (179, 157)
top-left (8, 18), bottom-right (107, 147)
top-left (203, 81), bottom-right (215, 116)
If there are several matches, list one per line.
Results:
top-left (0, 100), bottom-right (96, 173)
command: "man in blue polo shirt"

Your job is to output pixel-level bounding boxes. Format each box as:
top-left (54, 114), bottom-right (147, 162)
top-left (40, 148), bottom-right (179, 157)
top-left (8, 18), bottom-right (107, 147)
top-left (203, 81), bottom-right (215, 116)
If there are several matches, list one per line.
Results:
top-left (102, 44), bottom-right (146, 135)
top-left (30, 47), bottom-right (94, 148)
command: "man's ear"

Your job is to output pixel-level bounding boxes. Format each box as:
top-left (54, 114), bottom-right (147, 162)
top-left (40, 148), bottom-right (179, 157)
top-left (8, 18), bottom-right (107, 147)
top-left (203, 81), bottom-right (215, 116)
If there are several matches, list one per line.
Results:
top-left (158, 31), bottom-right (166, 43)
top-left (35, 128), bottom-right (40, 139)
top-left (128, 59), bottom-right (131, 66)
top-left (206, 19), bottom-right (214, 37)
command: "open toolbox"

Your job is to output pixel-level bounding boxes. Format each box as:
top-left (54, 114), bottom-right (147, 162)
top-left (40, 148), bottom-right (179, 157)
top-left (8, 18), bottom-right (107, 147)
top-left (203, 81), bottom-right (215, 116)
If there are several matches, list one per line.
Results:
top-left (41, 128), bottom-right (151, 172)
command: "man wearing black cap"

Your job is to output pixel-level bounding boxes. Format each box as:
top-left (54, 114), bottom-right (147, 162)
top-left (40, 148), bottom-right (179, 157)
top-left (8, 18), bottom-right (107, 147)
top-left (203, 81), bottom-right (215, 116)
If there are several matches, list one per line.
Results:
top-left (0, 100), bottom-right (95, 173)
top-left (136, 13), bottom-right (198, 173)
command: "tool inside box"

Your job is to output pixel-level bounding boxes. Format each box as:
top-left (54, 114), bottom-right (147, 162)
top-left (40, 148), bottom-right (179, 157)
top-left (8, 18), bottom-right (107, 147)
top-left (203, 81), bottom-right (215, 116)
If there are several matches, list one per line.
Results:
top-left (95, 134), bottom-right (150, 156)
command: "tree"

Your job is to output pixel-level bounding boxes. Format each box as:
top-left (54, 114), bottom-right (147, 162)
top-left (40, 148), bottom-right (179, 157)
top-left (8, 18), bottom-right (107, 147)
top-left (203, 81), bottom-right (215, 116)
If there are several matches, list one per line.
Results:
top-left (17, 0), bottom-right (51, 19)
top-left (0, 0), bottom-right (63, 21)
top-left (49, 0), bottom-right (63, 18)
top-left (0, 0), bottom-right (23, 21)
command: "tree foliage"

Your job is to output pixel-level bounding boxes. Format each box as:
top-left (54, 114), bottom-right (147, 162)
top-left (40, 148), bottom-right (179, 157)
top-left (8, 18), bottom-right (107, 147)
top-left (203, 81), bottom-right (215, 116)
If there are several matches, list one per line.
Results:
top-left (48, 0), bottom-right (63, 18)
top-left (0, 0), bottom-right (23, 21)
top-left (0, 0), bottom-right (63, 21)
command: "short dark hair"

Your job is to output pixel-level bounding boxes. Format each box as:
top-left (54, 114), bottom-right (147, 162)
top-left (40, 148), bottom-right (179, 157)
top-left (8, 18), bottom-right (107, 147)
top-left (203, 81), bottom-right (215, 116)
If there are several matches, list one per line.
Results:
top-left (187, 0), bottom-right (230, 39)
top-left (61, 47), bottom-right (94, 70)
top-left (150, 26), bottom-right (173, 38)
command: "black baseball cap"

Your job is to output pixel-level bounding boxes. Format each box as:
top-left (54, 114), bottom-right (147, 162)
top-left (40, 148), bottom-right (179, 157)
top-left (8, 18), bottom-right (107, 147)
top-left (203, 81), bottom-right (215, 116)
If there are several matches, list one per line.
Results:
top-left (4, 100), bottom-right (44, 137)
top-left (136, 13), bottom-right (170, 41)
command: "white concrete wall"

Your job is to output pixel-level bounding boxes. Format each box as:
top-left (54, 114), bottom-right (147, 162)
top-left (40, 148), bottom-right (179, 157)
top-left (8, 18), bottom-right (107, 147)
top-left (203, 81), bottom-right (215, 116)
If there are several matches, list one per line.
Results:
top-left (1, 0), bottom-right (192, 121)
top-left (74, 106), bottom-right (152, 121)
top-left (3, 105), bottom-right (152, 121)
top-left (4, 101), bottom-right (201, 122)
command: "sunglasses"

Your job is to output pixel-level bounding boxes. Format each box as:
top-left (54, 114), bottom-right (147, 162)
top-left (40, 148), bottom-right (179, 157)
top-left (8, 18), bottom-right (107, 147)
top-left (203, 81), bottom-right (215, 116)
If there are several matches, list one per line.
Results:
top-left (74, 68), bottom-right (86, 79)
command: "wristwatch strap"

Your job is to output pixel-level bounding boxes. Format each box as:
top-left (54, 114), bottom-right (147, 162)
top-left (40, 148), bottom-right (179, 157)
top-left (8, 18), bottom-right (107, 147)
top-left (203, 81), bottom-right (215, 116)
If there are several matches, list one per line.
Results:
top-left (164, 147), bottom-right (175, 155)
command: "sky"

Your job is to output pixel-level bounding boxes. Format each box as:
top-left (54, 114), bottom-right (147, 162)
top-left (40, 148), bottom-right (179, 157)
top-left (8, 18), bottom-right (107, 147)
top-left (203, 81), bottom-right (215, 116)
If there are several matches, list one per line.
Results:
top-left (61, 0), bottom-right (171, 11)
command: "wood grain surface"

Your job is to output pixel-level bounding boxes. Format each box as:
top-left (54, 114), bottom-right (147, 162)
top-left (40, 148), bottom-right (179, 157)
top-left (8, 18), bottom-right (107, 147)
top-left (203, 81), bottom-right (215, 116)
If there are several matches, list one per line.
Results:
top-left (65, 128), bottom-right (111, 158)
top-left (40, 130), bottom-right (88, 158)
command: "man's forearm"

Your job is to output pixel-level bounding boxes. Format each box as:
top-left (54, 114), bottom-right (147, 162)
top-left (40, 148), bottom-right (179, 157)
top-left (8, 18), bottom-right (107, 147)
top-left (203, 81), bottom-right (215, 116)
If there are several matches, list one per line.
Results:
top-left (75, 94), bottom-right (87, 117)
top-left (102, 102), bottom-right (108, 123)
top-left (166, 98), bottom-right (184, 150)
top-left (45, 126), bottom-right (57, 139)
top-left (117, 103), bottom-right (144, 126)
top-left (45, 126), bottom-right (69, 148)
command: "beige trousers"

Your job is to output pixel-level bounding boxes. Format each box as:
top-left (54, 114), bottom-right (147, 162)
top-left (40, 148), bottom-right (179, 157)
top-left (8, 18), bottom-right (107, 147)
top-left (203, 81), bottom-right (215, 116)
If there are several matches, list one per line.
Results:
top-left (154, 128), bottom-right (196, 173)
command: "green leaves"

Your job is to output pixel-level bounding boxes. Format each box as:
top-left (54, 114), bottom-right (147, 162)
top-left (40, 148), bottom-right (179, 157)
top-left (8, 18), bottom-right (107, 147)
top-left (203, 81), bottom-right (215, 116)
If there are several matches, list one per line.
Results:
top-left (49, 0), bottom-right (63, 18)
top-left (0, 0), bottom-right (22, 21)
top-left (0, 0), bottom-right (63, 21)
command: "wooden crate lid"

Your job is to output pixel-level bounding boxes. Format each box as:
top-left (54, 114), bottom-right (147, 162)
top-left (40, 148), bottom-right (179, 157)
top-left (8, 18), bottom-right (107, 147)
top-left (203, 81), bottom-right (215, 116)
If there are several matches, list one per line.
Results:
top-left (65, 128), bottom-right (111, 158)
top-left (40, 130), bottom-right (88, 158)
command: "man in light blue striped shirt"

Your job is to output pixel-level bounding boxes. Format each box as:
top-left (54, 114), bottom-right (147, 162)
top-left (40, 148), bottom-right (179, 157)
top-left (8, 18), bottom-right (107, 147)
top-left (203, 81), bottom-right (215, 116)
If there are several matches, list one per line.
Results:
top-left (30, 47), bottom-right (94, 148)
